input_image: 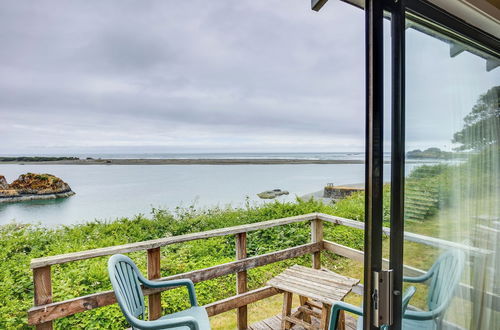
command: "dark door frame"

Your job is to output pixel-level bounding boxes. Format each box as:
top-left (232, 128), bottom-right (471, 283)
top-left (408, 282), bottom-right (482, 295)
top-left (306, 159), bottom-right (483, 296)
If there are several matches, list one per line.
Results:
top-left (388, 0), bottom-right (405, 328)
top-left (362, 1), bottom-right (385, 329)
top-left (362, 1), bottom-right (500, 329)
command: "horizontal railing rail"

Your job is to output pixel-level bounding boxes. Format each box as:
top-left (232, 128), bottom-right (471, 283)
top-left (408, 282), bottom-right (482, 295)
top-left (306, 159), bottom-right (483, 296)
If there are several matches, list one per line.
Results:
top-left (28, 213), bottom-right (497, 329)
top-left (30, 213), bottom-right (318, 269)
top-left (316, 213), bottom-right (491, 256)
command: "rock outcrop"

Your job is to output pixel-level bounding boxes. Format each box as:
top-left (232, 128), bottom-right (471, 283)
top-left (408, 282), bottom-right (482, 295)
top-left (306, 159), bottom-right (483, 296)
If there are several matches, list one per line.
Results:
top-left (0, 176), bottom-right (9, 190)
top-left (0, 173), bottom-right (74, 203)
top-left (257, 189), bottom-right (289, 199)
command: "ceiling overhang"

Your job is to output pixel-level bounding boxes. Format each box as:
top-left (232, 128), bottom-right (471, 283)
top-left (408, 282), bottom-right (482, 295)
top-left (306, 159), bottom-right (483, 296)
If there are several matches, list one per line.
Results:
top-left (313, 0), bottom-right (500, 40)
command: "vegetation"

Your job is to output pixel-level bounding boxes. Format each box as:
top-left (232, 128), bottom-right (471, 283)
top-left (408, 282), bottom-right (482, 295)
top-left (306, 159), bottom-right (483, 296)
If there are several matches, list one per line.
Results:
top-left (1, 173), bottom-right (72, 196)
top-left (0, 157), bottom-right (79, 162)
top-left (406, 147), bottom-right (453, 159)
top-left (452, 85), bottom-right (499, 151)
top-left (404, 164), bottom-right (451, 221)
top-left (0, 197), bottom-right (371, 329)
top-left (405, 144), bottom-right (498, 220)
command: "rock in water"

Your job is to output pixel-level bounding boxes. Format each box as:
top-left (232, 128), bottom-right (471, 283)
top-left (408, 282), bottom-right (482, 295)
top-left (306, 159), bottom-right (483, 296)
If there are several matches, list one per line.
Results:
top-left (9, 173), bottom-right (72, 194)
top-left (0, 175), bottom-right (9, 190)
top-left (0, 173), bottom-right (75, 203)
top-left (0, 175), bottom-right (20, 198)
top-left (257, 189), bottom-right (289, 199)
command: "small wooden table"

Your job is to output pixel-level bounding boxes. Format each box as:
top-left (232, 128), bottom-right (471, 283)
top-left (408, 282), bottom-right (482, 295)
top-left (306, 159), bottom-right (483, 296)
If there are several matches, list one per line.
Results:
top-left (268, 265), bottom-right (359, 330)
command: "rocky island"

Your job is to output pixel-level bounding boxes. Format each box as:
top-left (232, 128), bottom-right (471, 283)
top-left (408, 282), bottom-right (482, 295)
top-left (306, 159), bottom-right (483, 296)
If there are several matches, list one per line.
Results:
top-left (257, 189), bottom-right (289, 199)
top-left (0, 173), bottom-right (75, 203)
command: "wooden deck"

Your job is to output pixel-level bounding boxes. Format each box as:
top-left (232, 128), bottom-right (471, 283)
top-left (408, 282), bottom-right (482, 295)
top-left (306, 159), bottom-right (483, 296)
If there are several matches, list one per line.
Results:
top-left (249, 310), bottom-right (357, 330)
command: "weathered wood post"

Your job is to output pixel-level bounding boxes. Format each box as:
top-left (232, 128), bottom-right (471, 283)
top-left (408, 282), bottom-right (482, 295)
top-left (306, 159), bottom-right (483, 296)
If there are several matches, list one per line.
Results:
top-left (236, 232), bottom-right (248, 329)
top-left (33, 266), bottom-right (53, 330)
top-left (311, 218), bottom-right (323, 269)
top-left (147, 247), bottom-right (162, 320)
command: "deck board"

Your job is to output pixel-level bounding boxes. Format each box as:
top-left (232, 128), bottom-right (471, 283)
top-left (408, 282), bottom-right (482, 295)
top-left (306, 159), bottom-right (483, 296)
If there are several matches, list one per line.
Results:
top-left (249, 312), bottom-right (357, 330)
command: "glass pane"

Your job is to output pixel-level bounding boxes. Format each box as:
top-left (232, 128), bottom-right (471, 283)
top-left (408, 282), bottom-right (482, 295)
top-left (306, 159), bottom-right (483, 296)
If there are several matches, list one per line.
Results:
top-left (404, 20), bottom-right (499, 329)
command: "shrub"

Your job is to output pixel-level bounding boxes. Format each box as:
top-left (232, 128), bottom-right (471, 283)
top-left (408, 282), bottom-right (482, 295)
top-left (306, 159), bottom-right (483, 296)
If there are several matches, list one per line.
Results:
top-left (1, 198), bottom-right (370, 328)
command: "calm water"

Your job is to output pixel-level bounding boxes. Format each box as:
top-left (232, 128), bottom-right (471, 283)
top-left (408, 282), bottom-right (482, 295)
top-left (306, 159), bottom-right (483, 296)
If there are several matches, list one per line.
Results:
top-left (0, 162), bottom-right (423, 226)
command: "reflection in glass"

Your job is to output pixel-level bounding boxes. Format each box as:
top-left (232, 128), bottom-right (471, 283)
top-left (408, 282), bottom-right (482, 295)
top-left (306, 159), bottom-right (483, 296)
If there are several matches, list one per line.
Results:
top-left (403, 20), bottom-right (499, 329)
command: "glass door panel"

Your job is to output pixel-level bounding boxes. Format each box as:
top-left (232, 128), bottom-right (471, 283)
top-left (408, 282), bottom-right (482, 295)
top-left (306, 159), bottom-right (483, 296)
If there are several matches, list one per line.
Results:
top-left (404, 19), bottom-right (499, 329)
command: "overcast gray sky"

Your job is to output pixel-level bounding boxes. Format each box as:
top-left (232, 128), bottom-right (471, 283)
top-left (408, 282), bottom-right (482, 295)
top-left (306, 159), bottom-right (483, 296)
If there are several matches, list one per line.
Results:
top-left (0, 1), bottom-right (498, 155)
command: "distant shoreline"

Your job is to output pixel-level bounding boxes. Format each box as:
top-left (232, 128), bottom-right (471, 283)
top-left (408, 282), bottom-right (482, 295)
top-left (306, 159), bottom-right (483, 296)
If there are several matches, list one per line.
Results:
top-left (0, 158), bottom-right (441, 165)
top-left (0, 158), bottom-right (370, 165)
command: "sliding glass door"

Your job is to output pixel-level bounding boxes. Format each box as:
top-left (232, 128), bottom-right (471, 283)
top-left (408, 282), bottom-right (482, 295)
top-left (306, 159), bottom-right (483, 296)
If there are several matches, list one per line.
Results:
top-left (402, 13), bottom-right (499, 330)
top-left (317, 1), bottom-right (499, 328)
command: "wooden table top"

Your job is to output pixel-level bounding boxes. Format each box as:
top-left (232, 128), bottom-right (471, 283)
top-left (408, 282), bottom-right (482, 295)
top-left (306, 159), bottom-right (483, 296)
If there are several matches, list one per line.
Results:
top-left (267, 265), bottom-right (360, 305)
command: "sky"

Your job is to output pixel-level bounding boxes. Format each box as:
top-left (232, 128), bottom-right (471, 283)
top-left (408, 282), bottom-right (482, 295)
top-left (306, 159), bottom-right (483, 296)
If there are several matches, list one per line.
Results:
top-left (0, 0), bottom-right (498, 155)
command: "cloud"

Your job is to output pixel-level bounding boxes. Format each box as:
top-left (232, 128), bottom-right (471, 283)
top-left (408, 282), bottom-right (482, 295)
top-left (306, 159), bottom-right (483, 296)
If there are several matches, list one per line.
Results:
top-left (0, 0), bottom-right (368, 154)
top-left (0, 0), bottom-right (497, 155)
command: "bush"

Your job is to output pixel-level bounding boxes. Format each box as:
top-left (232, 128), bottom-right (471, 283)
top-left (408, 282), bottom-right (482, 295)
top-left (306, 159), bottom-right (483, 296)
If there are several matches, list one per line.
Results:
top-left (0, 197), bottom-right (372, 329)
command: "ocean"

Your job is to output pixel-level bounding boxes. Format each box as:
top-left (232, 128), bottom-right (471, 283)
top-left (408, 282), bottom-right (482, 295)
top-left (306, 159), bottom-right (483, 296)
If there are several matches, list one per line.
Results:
top-left (0, 153), bottom-right (428, 226)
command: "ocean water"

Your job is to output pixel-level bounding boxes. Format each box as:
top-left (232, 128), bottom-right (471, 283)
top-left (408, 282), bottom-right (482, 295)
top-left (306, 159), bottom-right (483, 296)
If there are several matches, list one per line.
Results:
top-left (0, 155), bottom-right (426, 226)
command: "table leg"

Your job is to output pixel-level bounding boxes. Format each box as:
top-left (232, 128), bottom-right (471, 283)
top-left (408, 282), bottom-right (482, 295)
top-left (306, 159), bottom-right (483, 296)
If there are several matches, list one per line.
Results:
top-left (281, 292), bottom-right (293, 330)
top-left (299, 295), bottom-right (311, 323)
top-left (320, 303), bottom-right (331, 330)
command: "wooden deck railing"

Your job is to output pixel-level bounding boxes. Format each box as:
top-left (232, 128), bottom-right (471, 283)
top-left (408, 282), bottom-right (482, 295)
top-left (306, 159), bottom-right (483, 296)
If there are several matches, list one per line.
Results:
top-left (28, 212), bottom-right (497, 329)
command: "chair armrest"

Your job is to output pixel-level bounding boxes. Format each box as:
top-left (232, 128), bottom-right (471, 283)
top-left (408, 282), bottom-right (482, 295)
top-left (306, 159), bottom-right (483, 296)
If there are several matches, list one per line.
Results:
top-left (403, 270), bottom-right (433, 283)
top-left (140, 278), bottom-right (198, 306)
top-left (404, 309), bottom-right (439, 320)
top-left (404, 299), bottom-right (450, 321)
top-left (130, 315), bottom-right (200, 330)
top-left (329, 301), bottom-right (363, 330)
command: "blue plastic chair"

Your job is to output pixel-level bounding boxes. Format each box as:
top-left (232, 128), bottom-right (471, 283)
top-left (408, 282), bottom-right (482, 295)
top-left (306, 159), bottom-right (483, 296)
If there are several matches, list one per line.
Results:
top-left (401, 249), bottom-right (465, 330)
top-left (108, 254), bottom-right (210, 330)
top-left (329, 286), bottom-right (416, 330)
top-left (329, 249), bottom-right (465, 330)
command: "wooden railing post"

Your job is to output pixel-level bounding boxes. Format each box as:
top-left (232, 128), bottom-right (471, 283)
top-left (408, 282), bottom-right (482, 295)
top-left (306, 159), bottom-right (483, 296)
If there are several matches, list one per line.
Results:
top-left (311, 219), bottom-right (323, 269)
top-left (147, 247), bottom-right (162, 320)
top-left (33, 266), bottom-right (53, 330)
top-left (236, 232), bottom-right (248, 329)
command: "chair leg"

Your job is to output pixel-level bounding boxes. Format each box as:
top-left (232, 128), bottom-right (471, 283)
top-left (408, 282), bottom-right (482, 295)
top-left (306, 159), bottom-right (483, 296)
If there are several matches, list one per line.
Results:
top-left (299, 295), bottom-right (311, 323)
top-left (320, 303), bottom-right (331, 330)
top-left (281, 292), bottom-right (293, 329)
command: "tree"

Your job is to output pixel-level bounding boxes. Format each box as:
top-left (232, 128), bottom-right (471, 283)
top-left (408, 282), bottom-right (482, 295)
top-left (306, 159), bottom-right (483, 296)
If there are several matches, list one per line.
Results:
top-left (452, 86), bottom-right (499, 151)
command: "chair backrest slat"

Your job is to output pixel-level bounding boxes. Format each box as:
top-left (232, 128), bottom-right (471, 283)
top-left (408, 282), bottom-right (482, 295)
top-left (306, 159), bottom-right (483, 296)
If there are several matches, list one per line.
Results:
top-left (116, 263), bottom-right (135, 313)
top-left (427, 249), bottom-right (465, 313)
top-left (109, 255), bottom-right (146, 322)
